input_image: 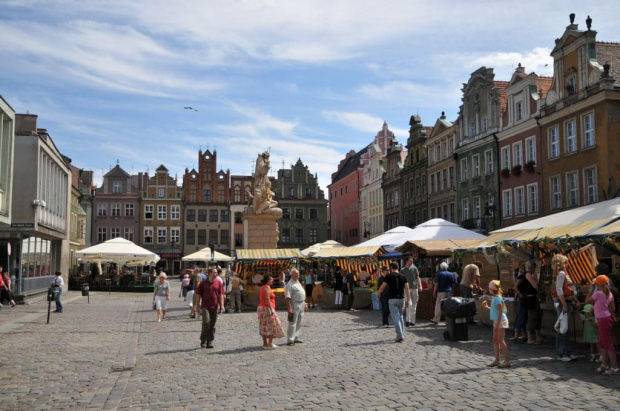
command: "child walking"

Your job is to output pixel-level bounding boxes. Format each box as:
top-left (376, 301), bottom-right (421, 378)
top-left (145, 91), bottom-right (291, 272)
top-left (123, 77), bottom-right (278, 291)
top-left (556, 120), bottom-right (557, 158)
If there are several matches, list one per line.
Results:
top-left (581, 304), bottom-right (599, 362)
top-left (482, 280), bottom-right (511, 368)
top-left (585, 275), bottom-right (618, 374)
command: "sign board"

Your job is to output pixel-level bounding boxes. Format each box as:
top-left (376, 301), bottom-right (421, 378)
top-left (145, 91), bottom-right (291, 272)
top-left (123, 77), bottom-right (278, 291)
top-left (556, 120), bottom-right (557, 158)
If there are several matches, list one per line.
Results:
top-left (11, 223), bottom-right (34, 228)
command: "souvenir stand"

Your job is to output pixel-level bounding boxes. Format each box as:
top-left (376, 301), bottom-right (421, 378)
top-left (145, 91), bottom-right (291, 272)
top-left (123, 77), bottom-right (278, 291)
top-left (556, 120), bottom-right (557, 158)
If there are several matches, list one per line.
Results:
top-left (311, 245), bottom-right (387, 309)
top-left (234, 248), bottom-right (302, 309)
top-left (395, 239), bottom-right (482, 320)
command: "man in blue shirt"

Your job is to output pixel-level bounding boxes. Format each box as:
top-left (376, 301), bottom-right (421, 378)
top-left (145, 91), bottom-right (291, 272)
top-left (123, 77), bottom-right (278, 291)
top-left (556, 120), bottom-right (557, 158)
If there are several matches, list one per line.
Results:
top-left (431, 262), bottom-right (455, 325)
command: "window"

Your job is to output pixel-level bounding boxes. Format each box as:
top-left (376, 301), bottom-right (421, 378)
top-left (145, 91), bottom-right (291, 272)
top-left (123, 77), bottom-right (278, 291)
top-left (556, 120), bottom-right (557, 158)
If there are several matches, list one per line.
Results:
top-left (309, 229), bottom-right (317, 243)
top-left (482, 116), bottom-right (488, 132)
top-left (450, 203), bottom-right (455, 222)
top-left (486, 193), bottom-right (495, 217)
top-left (565, 120), bottom-right (577, 153)
top-left (209, 230), bottom-right (218, 244)
top-left (289, 188), bottom-right (295, 198)
top-left (97, 203), bottom-right (107, 217)
top-left (218, 189), bottom-right (224, 200)
top-left (124, 227), bottom-right (134, 241)
top-left (527, 184), bottom-right (538, 214)
top-left (295, 229), bottom-right (303, 243)
top-left (171, 205), bottom-right (180, 220)
top-left (583, 113), bottom-right (595, 148)
top-left (144, 205), bottom-right (153, 219)
top-left (125, 203), bottom-right (134, 217)
top-left (485, 150), bottom-right (493, 174)
top-left (158, 205), bottom-right (167, 220)
top-left (461, 199), bottom-right (469, 221)
top-left (430, 174), bottom-right (435, 193)
top-left (198, 209), bottom-right (207, 222)
top-left (473, 196), bottom-right (481, 219)
top-left (584, 167), bottom-right (597, 204)
top-left (244, 185), bottom-right (251, 203)
top-left (235, 212), bottom-right (242, 224)
top-left (516, 102), bottom-right (523, 121)
top-left (460, 158), bottom-right (468, 182)
top-left (170, 228), bottom-right (180, 244)
top-left (515, 187), bottom-right (524, 215)
top-left (186, 229), bottom-right (195, 245)
top-left (449, 167), bottom-right (454, 188)
top-left (566, 172), bottom-right (579, 207)
top-left (283, 208), bottom-right (291, 219)
top-left (421, 174), bottom-right (426, 194)
top-left (221, 210), bottom-right (230, 223)
top-left (113, 181), bottom-right (122, 194)
top-left (97, 227), bottom-right (107, 242)
top-left (472, 155), bottom-right (480, 178)
top-left (415, 177), bottom-right (420, 195)
top-left (513, 142), bottom-right (522, 167)
top-left (157, 228), bottom-right (167, 244)
top-left (158, 188), bottom-right (165, 198)
top-left (469, 121), bottom-right (476, 137)
top-left (549, 127), bottom-right (559, 158)
top-left (186, 209), bottom-right (195, 222)
top-left (111, 203), bottom-right (121, 217)
top-left (144, 227), bottom-right (153, 244)
top-left (503, 190), bottom-right (512, 217)
top-left (501, 147), bottom-right (511, 169)
top-left (550, 176), bottom-right (562, 210)
top-left (111, 227), bottom-right (121, 239)
top-left (234, 186), bottom-right (241, 203)
top-left (295, 208), bottom-right (303, 219)
top-left (197, 229), bottom-right (207, 245)
top-left (203, 190), bottom-right (211, 203)
top-left (235, 234), bottom-right (243, 247)
top-left (441, 170), bottom-right (447, 191)
top-left (306, 188), bottom-right (312, 199)
top-left (209, 210), bottom-right (218, 222)
top-left (525, 137), bottom-right (536, 164)
top-left (309, 209), bottom-right (318, 220)
top-left (282, 228), bottom-right (290, 243)
top-left (221, 230), bottom-right (229, 245)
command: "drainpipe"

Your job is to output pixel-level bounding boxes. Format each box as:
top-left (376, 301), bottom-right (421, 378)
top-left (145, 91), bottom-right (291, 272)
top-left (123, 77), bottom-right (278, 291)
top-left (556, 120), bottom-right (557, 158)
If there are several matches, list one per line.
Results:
top-left (493, 132), bottom-right (500, 230)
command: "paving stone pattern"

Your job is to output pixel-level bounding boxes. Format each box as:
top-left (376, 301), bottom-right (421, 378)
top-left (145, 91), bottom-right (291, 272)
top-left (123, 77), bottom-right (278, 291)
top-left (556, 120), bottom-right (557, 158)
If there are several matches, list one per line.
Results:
top-left (0, 281), bottom-right (618, 410)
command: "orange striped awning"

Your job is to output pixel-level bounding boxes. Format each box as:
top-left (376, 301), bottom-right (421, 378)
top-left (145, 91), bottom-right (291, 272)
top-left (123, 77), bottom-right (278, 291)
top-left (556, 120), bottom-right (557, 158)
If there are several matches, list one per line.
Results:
top-left (565, 245), bottom-right (599, 285)
top-left (235, 248), bottom-right (302, 261)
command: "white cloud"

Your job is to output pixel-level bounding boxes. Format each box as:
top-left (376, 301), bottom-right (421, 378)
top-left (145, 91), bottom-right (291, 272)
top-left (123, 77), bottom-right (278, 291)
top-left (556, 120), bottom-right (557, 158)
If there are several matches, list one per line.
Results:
top-left (468, 47), bottom-right (554, 78)
top-left (322, 111), bottom-right (408, 137)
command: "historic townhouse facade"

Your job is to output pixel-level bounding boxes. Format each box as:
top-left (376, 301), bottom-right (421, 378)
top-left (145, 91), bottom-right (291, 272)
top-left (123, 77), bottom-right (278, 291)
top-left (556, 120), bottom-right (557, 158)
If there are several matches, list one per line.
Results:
top-left (92, 165), bottom-right (143, 248)
top-left (275, 159), bottom-right (328, 249)
top-left (230, 174), bottom-right (253, 253)
top-left (139, 165), bottom-right (183, 276)
top-left (539, 15), bottom-right (620, 215)
top-left (0, 96), bottom-right (15, 271)
top-left (455, 67), bottom-right (507, 233)
top-left (382, 138), bottom-right (405, 231)
top-left (426, 112), bottom-right (458, 223)
top-left (68, 162), bottom-right (87, 276)
top-left (497, 65), bottom-right (552, 227)
top-left (182, 150), bottom-right (232, 256)
top-left (401, 115), bottom-right (430, 228)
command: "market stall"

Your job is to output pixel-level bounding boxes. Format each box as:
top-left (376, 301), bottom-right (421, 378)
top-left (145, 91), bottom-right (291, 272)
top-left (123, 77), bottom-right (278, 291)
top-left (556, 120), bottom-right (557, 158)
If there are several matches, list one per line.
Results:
top-left (182, 248), bottom-right (235, 266)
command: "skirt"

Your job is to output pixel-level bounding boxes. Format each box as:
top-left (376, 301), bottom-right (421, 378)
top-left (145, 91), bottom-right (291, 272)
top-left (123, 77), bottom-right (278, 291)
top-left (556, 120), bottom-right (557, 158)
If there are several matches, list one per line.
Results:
top-left (257, 306), bottom-right (285, 338)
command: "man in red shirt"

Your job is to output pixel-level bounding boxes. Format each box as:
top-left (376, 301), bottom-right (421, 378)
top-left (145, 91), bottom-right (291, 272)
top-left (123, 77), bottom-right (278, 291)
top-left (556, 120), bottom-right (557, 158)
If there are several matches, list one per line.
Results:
top-left (196, 267), bottom-right (225, 348)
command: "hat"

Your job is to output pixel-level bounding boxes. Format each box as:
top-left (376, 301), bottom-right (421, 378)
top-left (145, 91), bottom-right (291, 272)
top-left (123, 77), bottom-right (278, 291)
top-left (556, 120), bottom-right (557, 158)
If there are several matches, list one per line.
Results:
top-left (582, 304), bottom-right (593, 314)
top-left (594, 275), bottom-right (610, 287)
top-left (488, 280), bottom-right (500, 291)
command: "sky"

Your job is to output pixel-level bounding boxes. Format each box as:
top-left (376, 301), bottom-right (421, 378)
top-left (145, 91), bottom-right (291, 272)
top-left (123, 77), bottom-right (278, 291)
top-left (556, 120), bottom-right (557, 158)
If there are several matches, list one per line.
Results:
top-left (1, 1), bottom-right (619, 192)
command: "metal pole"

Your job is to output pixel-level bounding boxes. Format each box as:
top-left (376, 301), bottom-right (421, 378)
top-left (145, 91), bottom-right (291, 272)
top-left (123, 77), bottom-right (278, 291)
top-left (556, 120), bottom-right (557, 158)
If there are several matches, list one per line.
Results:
top-left (47, 299), bottom-right (51, 324)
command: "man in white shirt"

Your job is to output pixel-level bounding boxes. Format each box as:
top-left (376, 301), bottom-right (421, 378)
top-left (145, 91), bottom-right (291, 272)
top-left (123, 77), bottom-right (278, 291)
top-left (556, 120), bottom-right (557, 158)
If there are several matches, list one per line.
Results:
top-left (51, 271), bottom-right (64, 313)
top-left (285, 268), bottom-right (306, 346)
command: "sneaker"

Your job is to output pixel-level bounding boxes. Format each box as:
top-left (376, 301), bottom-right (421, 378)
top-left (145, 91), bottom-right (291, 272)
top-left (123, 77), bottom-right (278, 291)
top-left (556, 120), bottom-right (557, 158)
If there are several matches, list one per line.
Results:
top-left (200, 342), bottom-right (206, 348)
top-left (603, 367), bottom-right (620, 375)
top-left (271, 344), bottom-right (278, 349)
top-left (383, 324), bottom-right (390, 328)
top-left (395, 338), bottom-right (404, 343)
top-left (568, 354), bottom-right (578, 361)
top-left (206, 342), bottom-right (214, 349)
top-left (294, 339), bottom-right (303, 344)
top-left (556, 356), bottom-right (571, 362)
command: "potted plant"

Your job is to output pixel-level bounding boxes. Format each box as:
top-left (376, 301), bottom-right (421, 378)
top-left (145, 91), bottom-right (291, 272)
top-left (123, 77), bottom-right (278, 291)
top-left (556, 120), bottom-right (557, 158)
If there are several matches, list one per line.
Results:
top-left (501, 168), bottom-right (511, 178)
top-left (512, 164), bottom-right (522, 176)
top-left (524, 160), bottom-right (536, 173)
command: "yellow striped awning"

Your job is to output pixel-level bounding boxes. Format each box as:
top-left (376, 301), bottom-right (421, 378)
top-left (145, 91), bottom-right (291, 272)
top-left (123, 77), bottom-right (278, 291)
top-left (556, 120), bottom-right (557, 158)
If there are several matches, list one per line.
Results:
top-left (312, 246), bottom-right (386, 258)
top-left (469, 230), bottom-right (533, 248)
top-left (588, 218), bottom-right (620, 237)
top-left (235, 248), bottom-right (302, 261)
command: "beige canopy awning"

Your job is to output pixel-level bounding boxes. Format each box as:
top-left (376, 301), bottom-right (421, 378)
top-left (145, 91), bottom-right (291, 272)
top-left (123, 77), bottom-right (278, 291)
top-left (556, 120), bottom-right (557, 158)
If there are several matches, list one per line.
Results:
top-left (396, 239), bottom-right (482, 256)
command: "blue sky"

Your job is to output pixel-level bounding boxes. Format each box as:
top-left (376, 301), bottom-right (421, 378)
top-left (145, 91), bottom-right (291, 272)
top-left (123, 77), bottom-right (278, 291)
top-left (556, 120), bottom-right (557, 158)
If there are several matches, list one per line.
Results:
top-left (1, 1), bottom-right (619, 191)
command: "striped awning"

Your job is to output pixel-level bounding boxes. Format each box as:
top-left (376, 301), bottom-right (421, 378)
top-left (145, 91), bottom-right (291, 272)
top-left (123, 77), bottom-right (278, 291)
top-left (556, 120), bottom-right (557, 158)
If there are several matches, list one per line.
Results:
top-left (234, 248), bottom-right (302, 261)
top-left (588, 217), bottom-right (620, 237)
top-left (566, 245), bottom-right (599, 284)
top-left (469, 230), bottom-right (533, 248)
top-left (312, 246), bottom-right (386, 258)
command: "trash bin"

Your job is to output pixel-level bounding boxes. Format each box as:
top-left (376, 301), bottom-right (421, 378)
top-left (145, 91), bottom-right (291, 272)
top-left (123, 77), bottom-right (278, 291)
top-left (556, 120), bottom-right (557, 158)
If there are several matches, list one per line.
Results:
top-left (371, 292), bottom-right (381, 310)
top-left (441, 297), bottom-right (475, 342)
top-left (444, 316), bottom-right (469, 341)
top-left (81, 283), bottom-right (89, 296)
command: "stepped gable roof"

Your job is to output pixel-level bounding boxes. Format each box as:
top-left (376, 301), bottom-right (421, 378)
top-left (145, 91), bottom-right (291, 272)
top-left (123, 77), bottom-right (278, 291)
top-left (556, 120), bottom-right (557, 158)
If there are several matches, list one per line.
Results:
top-left (494, 81), bottom-right (510, 115)
top-left (331, 145), bottom-right (368, 185)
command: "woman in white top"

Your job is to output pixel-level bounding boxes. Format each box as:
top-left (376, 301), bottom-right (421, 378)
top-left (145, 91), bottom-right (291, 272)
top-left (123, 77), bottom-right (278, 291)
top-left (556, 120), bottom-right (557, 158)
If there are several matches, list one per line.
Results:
top-left (152, 272), bottom-right (171, 322)
top-left (552, 254), bottom-right (579, 362)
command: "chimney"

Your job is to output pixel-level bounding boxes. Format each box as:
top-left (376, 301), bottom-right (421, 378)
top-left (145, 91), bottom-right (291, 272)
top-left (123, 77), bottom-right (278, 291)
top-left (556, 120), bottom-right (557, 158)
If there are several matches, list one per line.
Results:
top-left (15, 114), bottom-right (38, 134)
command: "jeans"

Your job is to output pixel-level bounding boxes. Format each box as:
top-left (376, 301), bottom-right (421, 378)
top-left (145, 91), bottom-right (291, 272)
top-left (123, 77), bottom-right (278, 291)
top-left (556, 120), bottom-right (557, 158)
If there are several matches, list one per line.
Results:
top-left (200, 308), bottom-right (218, 344)
top-left (405, 288), bottom-right (419, 324)
top-left (388, 298), bottom-right (405, 340)
top-left (287, 300), bottom-right (305, 343)
top-left (56, 288), bottom-right (63, 312)
top-left (347, 293), bottom-right (355, 310)
top-left (380, 294), bottom-right (390, 325)
top-left (514, 298), bottom-right (528, 333)
top-left (554, 300), bottom-right (572, 357)
top-left (334, 290), bottom-right (343, 306)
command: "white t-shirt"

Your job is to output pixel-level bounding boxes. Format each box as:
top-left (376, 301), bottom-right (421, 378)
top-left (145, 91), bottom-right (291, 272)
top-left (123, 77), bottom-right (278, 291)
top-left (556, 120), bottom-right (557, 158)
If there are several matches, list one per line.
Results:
top-left (53, 276), bottom-right (64, 290)
top-left (186, 290), bottom-right (195, 307)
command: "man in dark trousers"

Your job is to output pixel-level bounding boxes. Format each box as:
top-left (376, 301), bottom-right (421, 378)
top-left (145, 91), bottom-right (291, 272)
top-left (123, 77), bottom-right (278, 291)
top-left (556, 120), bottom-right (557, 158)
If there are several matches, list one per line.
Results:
top-left (196, 267), bottom-right (225, 349)
top-left (376, 262), bottom-right (411, 342)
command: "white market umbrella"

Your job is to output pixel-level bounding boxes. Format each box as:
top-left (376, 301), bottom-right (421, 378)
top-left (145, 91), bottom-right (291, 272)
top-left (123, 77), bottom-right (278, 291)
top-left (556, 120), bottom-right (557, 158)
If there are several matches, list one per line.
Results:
top-left (389, 219), bottom-right (486, 248)
top-left (75, 237), bottom-right (160, 266)
top-left (301, 240), bottom-right (346, 257)
top-left (182, 247), bottom-right (235, 262)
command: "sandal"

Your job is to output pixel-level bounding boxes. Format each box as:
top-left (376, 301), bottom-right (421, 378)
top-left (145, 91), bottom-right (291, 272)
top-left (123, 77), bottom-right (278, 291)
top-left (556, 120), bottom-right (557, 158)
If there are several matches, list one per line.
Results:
top-left (603, 367), bottom-right (620, 375)
top-left (487, 361), bottom-right (500, 367)
top-left (498, 361), bottom-right (512, 368)
top-left (596, 365), bottom-right (608, 373)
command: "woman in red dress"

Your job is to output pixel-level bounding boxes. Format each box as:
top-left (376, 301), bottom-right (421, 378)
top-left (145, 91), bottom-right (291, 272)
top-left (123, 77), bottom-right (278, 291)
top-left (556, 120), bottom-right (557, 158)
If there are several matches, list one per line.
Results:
top-left (257, 274), bottom-right (285, 349)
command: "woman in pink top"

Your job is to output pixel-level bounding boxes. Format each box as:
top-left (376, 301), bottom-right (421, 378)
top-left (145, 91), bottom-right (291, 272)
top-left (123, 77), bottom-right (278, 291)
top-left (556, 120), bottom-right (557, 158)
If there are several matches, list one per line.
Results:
top-left (257, 274), bottom-right (285, 349)
top-left (585, 275), bottom-right (618, 374)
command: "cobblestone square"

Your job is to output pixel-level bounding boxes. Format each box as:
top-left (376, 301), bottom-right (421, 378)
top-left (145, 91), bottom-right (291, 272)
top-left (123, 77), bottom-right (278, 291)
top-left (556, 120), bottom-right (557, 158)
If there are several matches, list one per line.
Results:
top-left (1, 283), bottom-right (618, 410)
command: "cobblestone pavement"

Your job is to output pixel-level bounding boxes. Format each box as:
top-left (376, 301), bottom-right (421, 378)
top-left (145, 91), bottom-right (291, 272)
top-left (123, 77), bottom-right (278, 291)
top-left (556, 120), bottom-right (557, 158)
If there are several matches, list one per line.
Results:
top-left (0, 281), bottom-right (618, 410)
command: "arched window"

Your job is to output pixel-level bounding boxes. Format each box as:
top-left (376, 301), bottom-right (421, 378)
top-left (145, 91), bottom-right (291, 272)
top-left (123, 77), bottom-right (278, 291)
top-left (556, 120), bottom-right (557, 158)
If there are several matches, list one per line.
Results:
top-left (234, 186), bottom-right (241, 203)
top-left (244, 185), bottom-right (251, 203)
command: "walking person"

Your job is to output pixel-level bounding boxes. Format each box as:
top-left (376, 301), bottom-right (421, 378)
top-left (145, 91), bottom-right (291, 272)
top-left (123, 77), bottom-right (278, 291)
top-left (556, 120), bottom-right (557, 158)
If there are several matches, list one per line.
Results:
top-left (377, 266), bottom-right (390, 327)
top-left (229, 271), bottom-right (243, 312)
top-left (431, 262), bottom-right (455, 325)
top-left (305, 270), bottom-right (316, 309)
top-left (376, 262), bottom-right (411, 342)
top-left (152, 272), bottom-right (170, 322)
top-left (1, 271), bottom-right (16, 308)
top-left (552, 254), bottom-right (579, 362)
top-left (585, 274), bottom-right (618, 374)
top-left (334, 269), bottom-right (344, 309)
top-left (345, 270), bottom-right (356, 311)
top-left (257, 274), bottom-right (285, 349)
top-left (51, 271), bottom-right (64, 313)
top-left (285, 269), bottom-right (306, 346)
top-left (196, 267), bottom-right (225, 349)
top-left (481, 280), bottom-right (511, 368)
top-left (401, 253), bottom-right (421, 327)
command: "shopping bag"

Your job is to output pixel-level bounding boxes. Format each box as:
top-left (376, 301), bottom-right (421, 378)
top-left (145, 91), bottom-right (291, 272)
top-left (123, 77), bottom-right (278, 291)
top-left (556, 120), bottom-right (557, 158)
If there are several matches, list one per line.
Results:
top-left (554, 313), bottom-right (568, 334)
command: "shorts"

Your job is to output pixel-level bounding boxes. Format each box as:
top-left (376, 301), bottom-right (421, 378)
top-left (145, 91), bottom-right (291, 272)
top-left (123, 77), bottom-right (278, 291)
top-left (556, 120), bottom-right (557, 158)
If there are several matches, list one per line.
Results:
top-left (305, 284), bottom-right (313, 296)
top-left (598, 315), bottom-right (614, 350)
top-left (494, 317), bottom-right (509, 329)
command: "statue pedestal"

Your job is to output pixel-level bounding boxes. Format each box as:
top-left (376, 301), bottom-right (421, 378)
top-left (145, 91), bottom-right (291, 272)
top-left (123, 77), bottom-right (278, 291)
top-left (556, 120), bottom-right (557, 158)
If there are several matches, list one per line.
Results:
top-left (243, 212), bottom-right (281, 249)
